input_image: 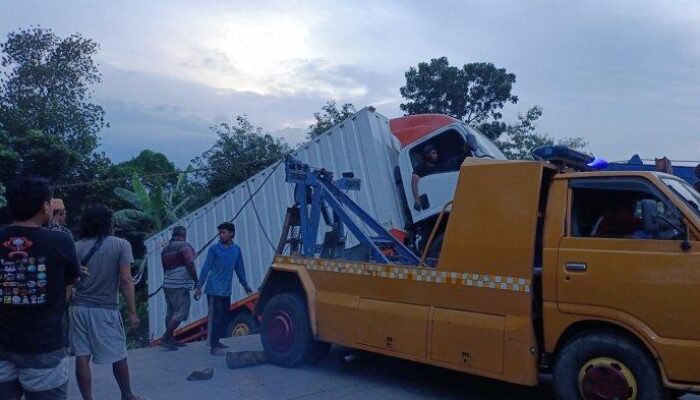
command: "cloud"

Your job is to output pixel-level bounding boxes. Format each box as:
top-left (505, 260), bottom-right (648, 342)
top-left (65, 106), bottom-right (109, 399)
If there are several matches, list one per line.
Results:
top-left (94, 64), bottom-right (384, 166)
top-left (1, 0), bottom-right (699, 165)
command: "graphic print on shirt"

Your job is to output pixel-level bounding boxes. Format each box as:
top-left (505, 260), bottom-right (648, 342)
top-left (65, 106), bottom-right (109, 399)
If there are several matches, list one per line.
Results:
top-left (0, 237), bottom-right (48, 306)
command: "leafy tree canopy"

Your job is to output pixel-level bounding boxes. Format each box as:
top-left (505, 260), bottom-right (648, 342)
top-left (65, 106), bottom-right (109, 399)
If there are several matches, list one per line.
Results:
top-left (307, 101), bottom-right (356, 139)
top-left (0, 26), bottom-right (106, 156)
top-left (0, 128), bottom-right (81, 184)
top-left (192, 115), bottom-right (290, 197)
top-left (117, 150), bottom-right (177, 188)
top-left (400, 57), bottom-right (518, 140)
top-left (498, 106), bottom-right (588, 160)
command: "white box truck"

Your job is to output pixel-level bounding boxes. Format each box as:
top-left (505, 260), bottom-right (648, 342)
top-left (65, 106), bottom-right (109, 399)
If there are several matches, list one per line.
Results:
top-left (145, 106), bottom-right (506, 339)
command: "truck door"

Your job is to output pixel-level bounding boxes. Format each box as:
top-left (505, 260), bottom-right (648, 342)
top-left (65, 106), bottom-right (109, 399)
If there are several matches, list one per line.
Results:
top-left (398, 125), bottom-right (507, 226)
top-left (557, 177), bottom-right (700, 382)
top-left (398, 127), bottom-right (466, 224)
top-left (433, 160), bottom-right (547, 386)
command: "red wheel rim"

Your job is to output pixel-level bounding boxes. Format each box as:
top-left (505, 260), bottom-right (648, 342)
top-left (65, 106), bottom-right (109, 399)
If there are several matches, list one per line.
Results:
top-left (268, 310), bottom-right (294, 353)
top-left (579, 357), bottom-right (636, 400)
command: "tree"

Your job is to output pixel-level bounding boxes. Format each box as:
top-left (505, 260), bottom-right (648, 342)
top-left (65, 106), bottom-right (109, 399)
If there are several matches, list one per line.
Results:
top-left (498, 106), bottom-right (588, 160)
top-left (0, 27), bottom-right (106, 157)
top-left (307, 101), bottom-right (356, 139)
top-left (400, 57), bottom-right (518, 140)
top-left (113, 172), bottom-right (191, 235)
top-left (118, 150), bottom-right (177, 188)
top-left (193, 115), bottom-right (290, 197)
top-left (0, 128), bottom-right (82, 184)
top-left (0, 27), bottom-right (112, 229)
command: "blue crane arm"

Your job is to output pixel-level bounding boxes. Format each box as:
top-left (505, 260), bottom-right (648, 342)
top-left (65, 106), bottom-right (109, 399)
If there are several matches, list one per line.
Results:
top-left (283, 156), bottom-right (420, 266)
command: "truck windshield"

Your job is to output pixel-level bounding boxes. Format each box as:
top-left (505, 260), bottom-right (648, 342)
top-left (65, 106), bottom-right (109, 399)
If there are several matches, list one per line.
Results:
top-left (465, 125), bottom-right (507, 160)
top-left (661, 177), bottom-right (700, 217)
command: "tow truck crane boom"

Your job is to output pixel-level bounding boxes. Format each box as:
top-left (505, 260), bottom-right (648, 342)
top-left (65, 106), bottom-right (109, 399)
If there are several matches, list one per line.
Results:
top-left (281, 157), bottom-right (420, 266)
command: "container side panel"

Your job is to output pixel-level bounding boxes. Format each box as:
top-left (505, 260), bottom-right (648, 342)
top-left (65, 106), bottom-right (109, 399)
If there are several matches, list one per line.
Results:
top-left (145, 109), bottom-right (405, 338)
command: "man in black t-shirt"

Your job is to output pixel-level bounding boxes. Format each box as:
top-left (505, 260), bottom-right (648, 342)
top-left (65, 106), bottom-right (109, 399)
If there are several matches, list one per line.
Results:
top-left (411, 145), bottom-right (444, 210)
top-left (0, 176), bottom-right (80, 400)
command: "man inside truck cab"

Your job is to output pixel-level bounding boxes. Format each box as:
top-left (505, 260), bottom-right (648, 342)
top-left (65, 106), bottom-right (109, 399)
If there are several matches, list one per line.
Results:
top-left (594, 196), bottom-right (643, 237)
top-left (411, 145), bottom-right (442, 210)
top-left (411, 143), bottom-right (475, 211)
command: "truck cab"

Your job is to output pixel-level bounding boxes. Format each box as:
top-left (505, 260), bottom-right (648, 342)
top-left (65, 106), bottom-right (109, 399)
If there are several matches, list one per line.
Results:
top-left (257, 153), bottom-right (700, 399)
top-left (390, 114), bottom-right (506, 252)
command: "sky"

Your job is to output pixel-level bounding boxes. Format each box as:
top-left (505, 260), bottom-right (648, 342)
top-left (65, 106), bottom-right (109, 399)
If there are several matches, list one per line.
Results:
top-left (1, 0), bottom-right (700, 166)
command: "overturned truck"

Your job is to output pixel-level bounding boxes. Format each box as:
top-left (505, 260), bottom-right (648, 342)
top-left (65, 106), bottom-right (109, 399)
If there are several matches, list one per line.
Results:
top-left (145, 107), bottom-right (507, 339)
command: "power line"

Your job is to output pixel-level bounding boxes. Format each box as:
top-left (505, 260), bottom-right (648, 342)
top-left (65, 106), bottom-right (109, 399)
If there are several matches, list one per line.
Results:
top-left (246, 180), bottom-right (277, 251)
top-left (52, 156), bottom-right (285, 189)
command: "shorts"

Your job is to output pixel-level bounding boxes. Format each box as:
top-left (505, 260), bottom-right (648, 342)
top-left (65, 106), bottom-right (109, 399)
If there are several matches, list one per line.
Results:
top-left (69, 306), bottom-right (127, 365)
top-left (0, 347), bottom-right (68, 400)
top-left (164, 287), bottom-right (191, 323)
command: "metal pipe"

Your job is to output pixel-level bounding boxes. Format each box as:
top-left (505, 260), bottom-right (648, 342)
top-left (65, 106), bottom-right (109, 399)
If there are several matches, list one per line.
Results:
top-left (420, 201), bottom-right (453, 267)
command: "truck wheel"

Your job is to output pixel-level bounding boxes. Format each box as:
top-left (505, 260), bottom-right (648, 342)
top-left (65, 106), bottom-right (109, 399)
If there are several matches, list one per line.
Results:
top-left (261, 293), bottom-right (323, 367)
top-left (553, 331), bottom-right (668, 400)
top-left (227, 312), bottom-right (259, 337)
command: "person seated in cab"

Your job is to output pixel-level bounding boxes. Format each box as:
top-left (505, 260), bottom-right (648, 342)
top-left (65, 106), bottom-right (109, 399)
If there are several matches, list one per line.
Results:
top-left (412, 145), bottom-right (446, 210)
top-left (411, 143), bottom-right (473, 211)
top-left (593, 197), bottom-right (643, 238)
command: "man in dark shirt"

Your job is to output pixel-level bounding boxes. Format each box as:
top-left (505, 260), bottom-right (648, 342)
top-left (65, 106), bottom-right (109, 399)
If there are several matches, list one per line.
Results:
top-left (0, 176), bottom-right (80, 400)
top-left (159, 226), bottom-right (197, 350)
top-left (411, 145), bottom-right (443, 210)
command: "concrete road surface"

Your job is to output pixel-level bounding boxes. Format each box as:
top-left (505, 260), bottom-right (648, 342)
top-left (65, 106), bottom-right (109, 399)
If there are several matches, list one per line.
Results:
top-left (66, 335), bottom-right (697, 400)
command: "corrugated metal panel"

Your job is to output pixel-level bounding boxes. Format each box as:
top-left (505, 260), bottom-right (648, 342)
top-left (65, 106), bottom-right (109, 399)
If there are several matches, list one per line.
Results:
top-left (145, 108), bottom-right (406, 339)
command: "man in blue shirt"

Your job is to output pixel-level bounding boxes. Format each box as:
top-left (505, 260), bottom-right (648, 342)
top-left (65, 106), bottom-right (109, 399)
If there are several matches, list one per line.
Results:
top-left (193, 222), bottom-right (252, 355)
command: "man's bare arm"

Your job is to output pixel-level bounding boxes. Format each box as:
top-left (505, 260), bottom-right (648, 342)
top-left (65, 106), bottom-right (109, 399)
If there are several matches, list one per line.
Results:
top-left (182, 247), bottom-right (198, 282)
top-left (186, 262), bottom-right (198, 282)
top-left (411, 174), bottom-right (421, 210)
top-left (119, 264), bottom-right (140, 328)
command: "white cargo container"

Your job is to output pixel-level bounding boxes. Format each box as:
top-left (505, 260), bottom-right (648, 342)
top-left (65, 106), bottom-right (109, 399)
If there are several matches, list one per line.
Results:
top-left (145, 107), bottom-right (506, 339)
top-left (145, 107), bottom-right (407, 339)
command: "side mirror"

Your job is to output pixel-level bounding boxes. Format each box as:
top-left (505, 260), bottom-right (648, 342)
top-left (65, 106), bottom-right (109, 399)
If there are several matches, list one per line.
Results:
top-left (640, 199), bottom-right (660, 233)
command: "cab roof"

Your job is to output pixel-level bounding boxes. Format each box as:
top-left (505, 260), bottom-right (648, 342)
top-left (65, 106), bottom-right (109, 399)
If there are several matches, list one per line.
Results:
top-left (389, 114), bottom-right (458, 148)
top-left (459, 158), bottom-right (673, 180)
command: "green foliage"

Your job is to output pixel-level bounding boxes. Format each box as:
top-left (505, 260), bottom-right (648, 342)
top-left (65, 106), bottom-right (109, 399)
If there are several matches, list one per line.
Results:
top-left (400, 57), bottom-right (518, 140)
top-left (118, 150), bottom-right (177, 188)
top-left (0, 27), bottom-right (112, 231)
top-left (0, 27), bottom-right (105, 157)
top-left (497, 106), bottom-right (588, 160)
top-left (113, 171), bottom-right (191, 235)
top-left (307, 101), bottom-right (356, 139)
top-left (0, 129), bottom-right (82, 183)
top-left (193, 115), bottom-right (290, 197)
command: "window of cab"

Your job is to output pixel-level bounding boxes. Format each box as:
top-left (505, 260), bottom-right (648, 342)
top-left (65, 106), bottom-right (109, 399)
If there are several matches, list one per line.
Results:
top-left (409, 129), bottom-right (470, 177)
top-left (569, 177), bottom-right (685, 240)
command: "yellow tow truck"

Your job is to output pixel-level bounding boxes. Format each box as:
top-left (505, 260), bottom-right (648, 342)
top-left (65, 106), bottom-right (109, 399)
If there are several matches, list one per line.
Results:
top-left (256, 149), bottom-right (700, 399)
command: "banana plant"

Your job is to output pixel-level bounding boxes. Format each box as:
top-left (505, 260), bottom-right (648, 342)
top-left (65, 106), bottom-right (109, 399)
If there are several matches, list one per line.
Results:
top-left (114, 170), bottom-right (191, 234)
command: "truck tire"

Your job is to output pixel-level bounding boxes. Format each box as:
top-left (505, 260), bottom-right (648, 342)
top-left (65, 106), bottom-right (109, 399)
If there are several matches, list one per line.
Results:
top-left (260, 293), bottom-right (324, 367)
top-left (553, 331), bottom-right (668, 400)
top-left (227, 312), bottom-right (259, 337)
